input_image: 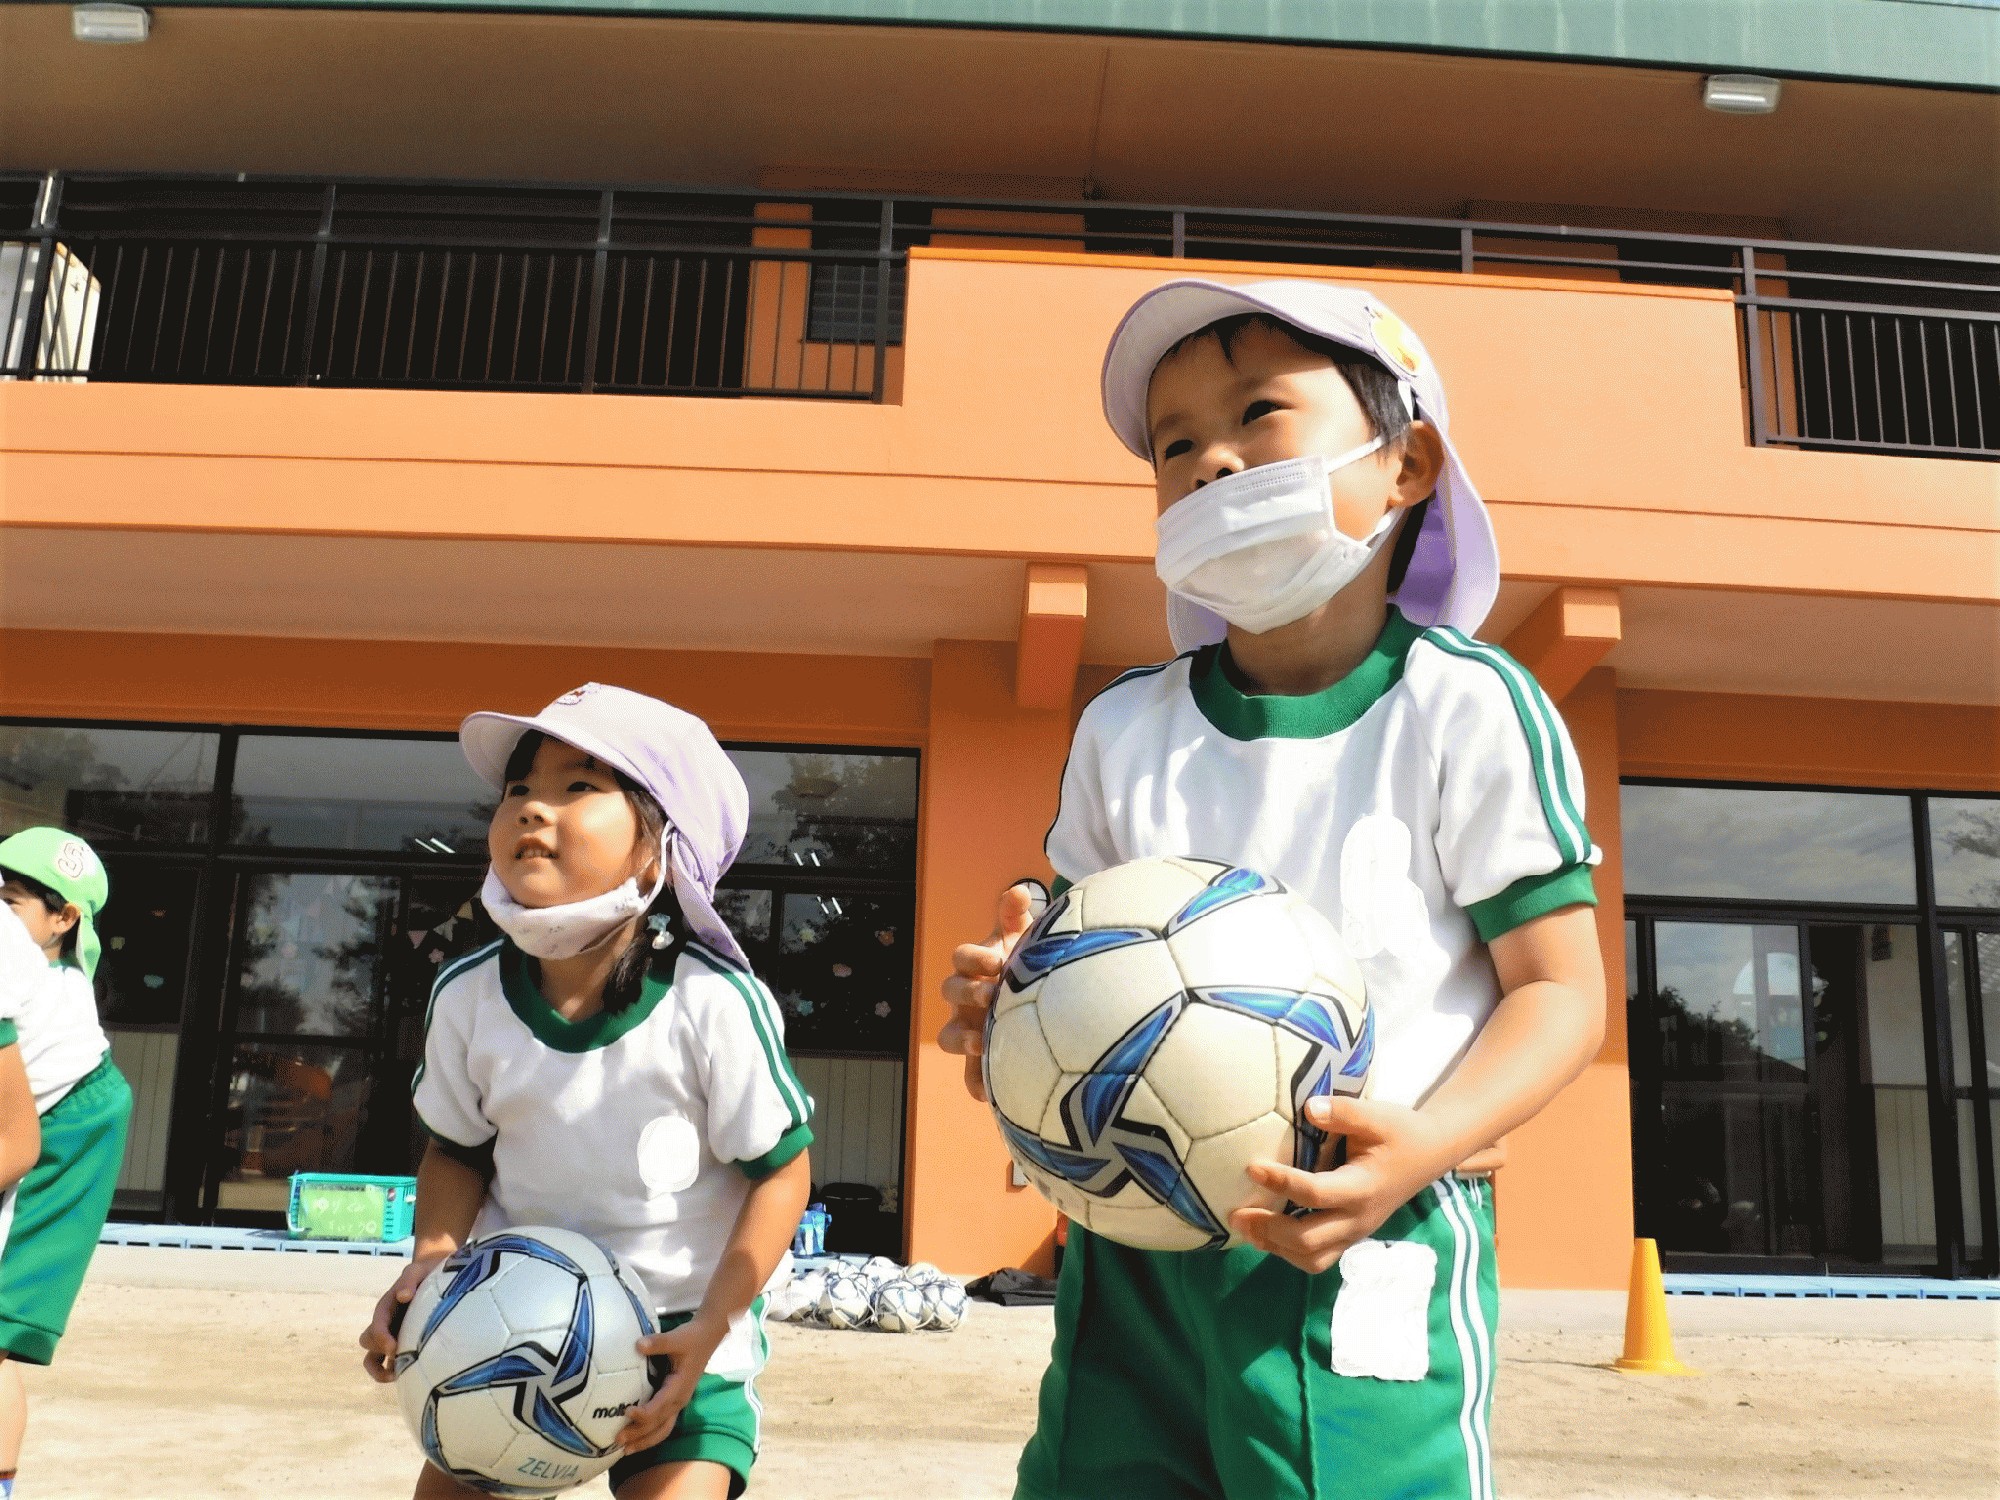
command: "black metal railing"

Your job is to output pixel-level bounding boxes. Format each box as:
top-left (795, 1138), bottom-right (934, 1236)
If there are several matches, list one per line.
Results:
top-left (4, 172), bottom-right (1997, 459)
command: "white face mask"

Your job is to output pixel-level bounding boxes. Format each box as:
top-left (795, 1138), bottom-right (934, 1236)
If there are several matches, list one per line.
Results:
top-left (479, 855), bottom-right (667, 961)
top-left (1154, 440), bottom-right (1400, 636)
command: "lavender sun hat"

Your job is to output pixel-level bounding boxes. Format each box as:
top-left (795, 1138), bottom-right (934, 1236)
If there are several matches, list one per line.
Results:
top-left (458, 683), bottom-right (752, 969)
top-left (1100, 278), bottom-right (1501, 652)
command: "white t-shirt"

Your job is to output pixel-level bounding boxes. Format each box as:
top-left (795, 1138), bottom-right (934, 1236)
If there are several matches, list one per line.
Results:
top-left (413, 928), bottom-right (813, 1380)
top-left (0, 905), bottom-right (112, 1115)
top-left (1046, 608), bottom-right (1600, 1109)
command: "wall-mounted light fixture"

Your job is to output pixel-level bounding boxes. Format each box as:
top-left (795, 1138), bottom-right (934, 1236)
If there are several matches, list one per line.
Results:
top-left (1703, 75), bottom-right (1782, 115)
top-left (72, 4), bottom-right (151, 43)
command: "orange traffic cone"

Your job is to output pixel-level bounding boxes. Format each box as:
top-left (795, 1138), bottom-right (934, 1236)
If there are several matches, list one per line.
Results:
top-left (1613, 1238), bottom-right (1696, 1375)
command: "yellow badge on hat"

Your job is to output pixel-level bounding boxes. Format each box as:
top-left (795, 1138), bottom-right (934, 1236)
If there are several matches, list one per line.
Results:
top-left (1370, 309), bottom-right (1422, 379)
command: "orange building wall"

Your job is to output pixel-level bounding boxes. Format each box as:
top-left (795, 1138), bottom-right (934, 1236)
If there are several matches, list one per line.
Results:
top-left (1619, 688), bottom-right (2000, 792)
top-left (903, 641), bottom-right (1076, 1277)
top-left (1496, 667), bottom-right (1635, 1288)
top-left (0, 629), bottom-right (930, 746)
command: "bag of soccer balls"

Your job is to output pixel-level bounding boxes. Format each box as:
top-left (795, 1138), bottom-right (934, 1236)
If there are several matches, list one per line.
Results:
top-left (771, 1255), bottom-right (968, 1334)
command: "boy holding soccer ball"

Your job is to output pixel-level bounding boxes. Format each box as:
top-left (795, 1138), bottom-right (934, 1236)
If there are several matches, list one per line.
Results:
top-left (942, 280), bottom-right (1606, 1500)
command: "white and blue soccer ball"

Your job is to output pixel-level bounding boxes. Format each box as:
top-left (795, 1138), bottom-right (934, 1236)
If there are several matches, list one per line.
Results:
top-left (920, 1279), bottom-right (968, 1331)
top-left (393, 1226), bottom-right (657, 1497)
top-left (901, 1261), bottom-right (944, 1286)
top-left (871, 1279), bottom-right (927, 1333)
top-left (858, 1256), bottom-right (902, 1289)
top-left (816, 1272), bottom-right (873, 1331)
top-left (984, 857), bottom-right (1371, 1252)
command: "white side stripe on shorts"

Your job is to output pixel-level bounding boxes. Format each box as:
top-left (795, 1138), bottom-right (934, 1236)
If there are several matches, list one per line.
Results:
top-left (1436, 1177), bottom-right (1494, 1500)
top-left (1448, 1184), bottom-right (1496, 1496)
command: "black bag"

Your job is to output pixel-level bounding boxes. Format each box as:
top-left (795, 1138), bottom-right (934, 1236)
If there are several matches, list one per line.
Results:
top-left (965, 1267), bottom-right (1059, 1307)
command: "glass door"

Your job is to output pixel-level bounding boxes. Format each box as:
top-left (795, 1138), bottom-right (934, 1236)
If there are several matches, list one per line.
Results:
top-left (1943, 929), bottom-right (2000, 1277)
top-left (1632, 915), bottom-right (1941, 1272)
top-left (204, 866), bottom-right (489, 1220)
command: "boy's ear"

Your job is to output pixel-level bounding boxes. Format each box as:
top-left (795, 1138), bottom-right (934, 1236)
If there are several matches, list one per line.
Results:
top-left (1389, 421), bottom-right (1446, 509)
top-left (52, 903), bottom-right (80, 937)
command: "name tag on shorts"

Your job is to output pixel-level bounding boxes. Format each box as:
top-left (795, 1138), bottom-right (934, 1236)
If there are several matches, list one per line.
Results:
top-left (1329, 1239), bottom-right (1437, 1382)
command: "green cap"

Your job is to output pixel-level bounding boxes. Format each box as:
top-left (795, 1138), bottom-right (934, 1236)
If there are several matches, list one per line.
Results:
top-left (0, 827), bottom-right (109, 980)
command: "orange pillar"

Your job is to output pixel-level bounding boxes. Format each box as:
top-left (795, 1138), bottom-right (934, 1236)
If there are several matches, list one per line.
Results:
top-left (1494, 665), bottom-right (1636, 1288)
top-left (902, 639), bottom-right (1071, 1276)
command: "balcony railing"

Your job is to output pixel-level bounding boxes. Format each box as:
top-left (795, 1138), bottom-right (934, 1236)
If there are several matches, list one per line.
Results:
top-left (4, 172), bottom-right (1997, 459)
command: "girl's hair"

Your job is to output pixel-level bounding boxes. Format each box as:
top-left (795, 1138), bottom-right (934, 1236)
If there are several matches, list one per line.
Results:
top-left (0, 864), bottom-right (80, 960)
top-left (501, 730), bottom-right (675, 1013)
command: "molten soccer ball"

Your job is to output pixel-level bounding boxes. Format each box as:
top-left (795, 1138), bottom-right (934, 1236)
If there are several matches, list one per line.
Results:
top-left (816, 1273), bottom-right (872, 1331)
top-left (984, 857), bottom-right (1371, 1252)
top-left (871, 1280), bottom-right (927, 1334)
top-left (920, 1279), bottom-right (968, 1331)
top-left (393, 1226), bottom-right (657, 1496)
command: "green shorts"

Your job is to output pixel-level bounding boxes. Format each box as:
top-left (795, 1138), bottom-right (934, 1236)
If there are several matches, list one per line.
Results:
top-left (609, 1297), bottom-right (768, 1497)
top-left (1017, 1175), bottom-right (1499, 1500)
top-left (0, 1055), bottom-right (133, 1366)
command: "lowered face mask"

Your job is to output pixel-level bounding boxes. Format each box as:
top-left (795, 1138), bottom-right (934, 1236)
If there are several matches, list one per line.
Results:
top-left (479, 845), bottom-right (668, 961)
top-left (1154, 439), bottom-right (1401, 636)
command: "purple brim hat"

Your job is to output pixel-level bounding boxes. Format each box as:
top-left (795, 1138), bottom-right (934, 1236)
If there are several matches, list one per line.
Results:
top-left (1101, 277), bottom-right (1500, 650)
top-left (460, 683), bottom-right (752, 970)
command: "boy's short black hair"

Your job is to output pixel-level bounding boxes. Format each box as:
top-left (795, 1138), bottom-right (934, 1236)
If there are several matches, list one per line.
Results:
top-left (1158, 312), bottom-right (1432, 593)
top-left (0, 863), bottom-right (79, 960)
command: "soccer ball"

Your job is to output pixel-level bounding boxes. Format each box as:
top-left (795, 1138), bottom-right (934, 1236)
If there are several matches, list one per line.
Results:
top-left (861, 1255), bottom-right (900, 1281)
top-left (984, 857), bottom-right (1371, 1252)
top-left (393, 1226), bottom-right (657, 1496)
top-left (920, 1280), bottom-right (968, 1331)
top-left (902, 1261), bottom-right (943, 1286)
top-left (816, 1273), bottom-right (872, 1331)
top-left (871, 1280), bottom-right (927, 1333)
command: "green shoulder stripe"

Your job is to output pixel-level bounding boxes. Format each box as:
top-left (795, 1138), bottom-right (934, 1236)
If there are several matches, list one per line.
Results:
top-left (1423, 630), bottom-right (1589, 864)
top-left (411, 938), bottom-right (503, 1097)
top-left (737, 1120), bottom-right (813, 1180)
top-left (683, 943), bottom-right (812, 1129)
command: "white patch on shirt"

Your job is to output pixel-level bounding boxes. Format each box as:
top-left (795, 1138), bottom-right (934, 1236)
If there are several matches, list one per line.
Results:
top-left (1339, 815), bottom-right (1431, 962)
top-left (637, 1114), bottom-right (702, 1195)
top-left (1329, 1238), bottom-right (1437, 1381)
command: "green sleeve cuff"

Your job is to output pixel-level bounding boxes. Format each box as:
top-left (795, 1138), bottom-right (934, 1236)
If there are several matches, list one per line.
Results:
top-left (0, 1020), bottom-right (15, 1048)
top-left (1466, 864), bottom-right (1599, 943)
top-left (421, 1118), bottom-right (497, 1177)
top-left (1050, 876), bottom-right (1073, 899)
top-left (737, 1121), bottom-right (813, 1180)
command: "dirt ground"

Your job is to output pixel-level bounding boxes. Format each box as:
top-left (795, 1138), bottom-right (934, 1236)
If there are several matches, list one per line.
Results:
top-left (28, 1248), bottom-right (2000, 1500)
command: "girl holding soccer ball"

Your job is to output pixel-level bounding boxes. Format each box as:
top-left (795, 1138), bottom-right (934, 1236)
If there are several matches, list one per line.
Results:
top-left (360, 685), bottom-right (813, 1500)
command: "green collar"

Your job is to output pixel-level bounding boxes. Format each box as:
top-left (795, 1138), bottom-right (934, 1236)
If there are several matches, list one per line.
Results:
top-left (1189, 607), bottom-right (1422, 741)
top-left (498, 938), bottom-right (675, 1052)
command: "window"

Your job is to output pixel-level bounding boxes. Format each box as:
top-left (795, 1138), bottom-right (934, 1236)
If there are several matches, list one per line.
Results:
top-left (0, 724), bottom-right (218, 844)
top-left (1930, 797), bottom-right (2000, 911)
top-left (228, 734), bottom-right (494, 853)
top-left (1621, 784), bottom-right (1917, 905)
top-left (730, 749), bottom-right (918, 872)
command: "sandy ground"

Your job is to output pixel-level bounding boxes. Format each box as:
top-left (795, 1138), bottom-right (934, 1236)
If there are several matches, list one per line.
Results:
top-left (26, 1248), bottom-right (2000, 1500)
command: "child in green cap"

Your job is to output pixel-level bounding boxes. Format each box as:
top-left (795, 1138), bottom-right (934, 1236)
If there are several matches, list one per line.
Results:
top-left (0, 827), bottom-right (133, 1498)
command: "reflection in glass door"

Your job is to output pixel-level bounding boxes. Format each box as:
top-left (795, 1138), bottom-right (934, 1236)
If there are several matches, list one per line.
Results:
top-left (1632, 916), bottom-right (1939, 1270)
top-left (206, 868), bottom-right (493, 1218)
top-left (211, 872), bottom-right (396, 1215)
top-left (1943, 930), bottom-right (2000, 1276)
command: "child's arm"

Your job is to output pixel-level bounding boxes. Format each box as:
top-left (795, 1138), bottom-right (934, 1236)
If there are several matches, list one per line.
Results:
top-left (1234, 903), bottom-right (1603, 1272)
top-left (359, 1137), bottom-right (489, 1381)
top-left (0, 1042), bottom-right (38, 1191)
top-left (617, 1150), bottom-right (811, 1453)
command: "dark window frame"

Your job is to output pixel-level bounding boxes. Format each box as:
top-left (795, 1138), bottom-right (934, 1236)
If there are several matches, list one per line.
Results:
top-left (1623, 776), bottom-right (2000, 1279)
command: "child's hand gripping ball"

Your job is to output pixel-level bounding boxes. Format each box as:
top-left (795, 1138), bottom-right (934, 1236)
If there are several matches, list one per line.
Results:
top-left (390, 1226), bottom-right (660, 1496)
top-left (981, 857), bottom-right (1371, 1252)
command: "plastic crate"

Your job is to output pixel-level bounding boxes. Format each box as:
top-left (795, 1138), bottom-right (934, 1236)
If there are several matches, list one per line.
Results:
top-left (287, 1173), bottom-right (418, 1243)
